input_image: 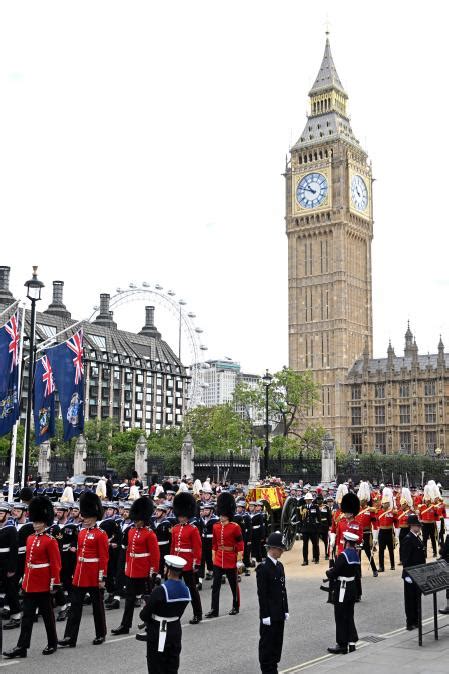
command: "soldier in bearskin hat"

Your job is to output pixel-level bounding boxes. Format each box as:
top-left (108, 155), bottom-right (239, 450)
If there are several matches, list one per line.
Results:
top-left (3, 496), bottom-right (61, 659)
top-left (170, 492), bottom-right (203, 624)
top-left (205, 492), bottom-right (244, 618)
top-left (59, 491), bottom-right (109, 648)
top-left (111, 496), bottom-right (159, 635)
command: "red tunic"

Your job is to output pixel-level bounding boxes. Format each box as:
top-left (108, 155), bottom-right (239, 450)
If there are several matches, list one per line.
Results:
top-left (418, 502), bottom-right (437, 524)
top-left (125, 526), bottom-right (160, 578)
top-left (212, 521), bottom-right (244, 569)
top-left (375, 508), bottom-right (397, 529)
top-left (22, 532), bottom-right (61, 593)
top-left (170, 523), bottom-right (202, 571)
top-left (397, 508), bottom-right (412, 528)
top-left (355, 507), bottom-right (377, 533)
top-left (330, 509), bottom-right (344, 535)
top-left (72, 525), bottom-right (109, 587)
top-left (413, 494), bottom-right (423, 508)
top-left (436, 501), bottom-right (447, 521)
top-left (335, 517), bottom-right (363, 556)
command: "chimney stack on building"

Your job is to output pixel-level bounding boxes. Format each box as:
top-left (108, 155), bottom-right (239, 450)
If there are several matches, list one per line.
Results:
top-left (0, 266), bottom-right (15, 304)
top-left (139, 305), bottom-right (161, 339)
top-left (95, 293), bottom-right (117, 328)
top-left (44, 280), bottom-right (71, 319)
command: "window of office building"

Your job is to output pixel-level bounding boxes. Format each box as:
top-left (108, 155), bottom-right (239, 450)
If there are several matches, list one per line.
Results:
top-left (375, 405), bottom-right (385, 425)
top-left (375, 432), bottom-right (386, 454)
top-left (425, 403), bottom-right (436, 423)
top-left (399, 404), bottom-right (410, 424)
top-left (351, 407), bottom-right (361, 425)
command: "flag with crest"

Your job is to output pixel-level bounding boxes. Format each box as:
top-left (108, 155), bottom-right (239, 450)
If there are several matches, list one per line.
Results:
top-left (0, 313), bottom-right (21, 437)
top-left (47, 329), bottom-right (84, 441)
top-left (33, 354), bottom-right (56, 444)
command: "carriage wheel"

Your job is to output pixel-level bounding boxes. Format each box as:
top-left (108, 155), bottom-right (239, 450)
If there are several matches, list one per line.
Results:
top-left (280, 496), bottom-right (299, 551)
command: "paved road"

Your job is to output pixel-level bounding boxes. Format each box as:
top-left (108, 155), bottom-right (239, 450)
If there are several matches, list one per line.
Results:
top-left (0, 545), bottom-right (443, 673)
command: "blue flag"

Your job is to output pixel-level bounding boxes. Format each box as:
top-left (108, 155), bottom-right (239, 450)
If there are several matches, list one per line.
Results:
top-left (0, 313), bottom-right (21, 437)
top-left (47, 329), bottom-right (84, 441)
top-left (33, 354), bottom-right (56, 444)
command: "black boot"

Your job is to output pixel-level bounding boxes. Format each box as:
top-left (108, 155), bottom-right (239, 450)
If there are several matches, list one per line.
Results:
top-left (3, 647), bottom-right (27, 659)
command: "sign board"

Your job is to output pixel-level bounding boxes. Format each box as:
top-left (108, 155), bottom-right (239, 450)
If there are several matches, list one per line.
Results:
top-left (406, 559), bottom-right (449, 595)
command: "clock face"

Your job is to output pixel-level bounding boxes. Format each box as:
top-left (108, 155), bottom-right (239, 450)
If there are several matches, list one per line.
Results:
top-left (296, 172), bottom-right (328, 209)
top-left (351, 174), bottom-right (368, 211)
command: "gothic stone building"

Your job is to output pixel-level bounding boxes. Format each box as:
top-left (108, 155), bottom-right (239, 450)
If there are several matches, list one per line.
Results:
top-left (0, 266), bottom-right (188, 433)
top-left (286, 37), bottom-right (447, 455)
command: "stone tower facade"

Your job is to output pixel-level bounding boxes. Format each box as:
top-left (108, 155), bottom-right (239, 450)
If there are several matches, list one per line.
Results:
top-left (285, 37), bottom-right (373, 449)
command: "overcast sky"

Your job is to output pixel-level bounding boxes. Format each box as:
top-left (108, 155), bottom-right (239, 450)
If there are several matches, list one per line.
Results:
top-left (1, 1), bottom-right (448, 375)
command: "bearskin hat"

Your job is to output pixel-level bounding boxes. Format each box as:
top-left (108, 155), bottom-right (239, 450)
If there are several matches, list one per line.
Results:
top-left (173, 491), bottom-right (196, 519)
top-left (216, 492), bottom-right (236, 520)
top-left (130, 496), bottom-right (154, 524)
top-left (79, 491), bottom-right (103, 520)
top-left (28, 496), bottom-right (54, 526)
top-left (162, 480), bottom-right (174, 493)
top-left (341, 492), bottom-right (360, 517)
top-left (19, 487), bottom-right (34, 503)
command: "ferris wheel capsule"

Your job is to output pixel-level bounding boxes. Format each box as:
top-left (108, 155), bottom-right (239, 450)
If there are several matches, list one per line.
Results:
top-left (142, 281), bottom-right (150, 288)
top-left (129, 283), bottom-right (137, 288)
top-left (155, 284), bottom-right (163, 290)
top-left (167, 290), bottom-right (175, 296)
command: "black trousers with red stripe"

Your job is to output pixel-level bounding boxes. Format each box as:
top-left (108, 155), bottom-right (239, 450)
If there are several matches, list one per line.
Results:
top-left (211, 566), bottom-right (239, 614)
top-left (64, 586), bottom-right (106, 644)
top-left (17, 592), bottom-right (57, 650)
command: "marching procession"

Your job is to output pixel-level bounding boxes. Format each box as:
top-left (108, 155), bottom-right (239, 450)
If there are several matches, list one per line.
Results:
top-left (0, 474), bottom-right (447, 672)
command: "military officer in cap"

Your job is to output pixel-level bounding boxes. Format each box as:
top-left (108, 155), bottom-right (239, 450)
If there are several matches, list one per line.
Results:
top-left (197, 500), bottom-right (218, 588)
top-left (139, 554), bottom-right (191, 673)
top-left (151, 503), bottom-right (173, 575)
top-left (256, 532), bottom-right (289, 674)
top-left (111, 497), bottom-right (159, 635)
top-left (326, 531), bottom-right (361, 655)
top-left (401, 513), bottom-right (425, 629)
top-left (53, 501), bottom-right (78, 621)
top-left (59, 491), bottom-right (109, 648)
top-left (0, 503), bottom-right (21, 629)
top-left (3, 496), bottom-right (61, 658)
top-left (101, 501), bottom-right (122, 610)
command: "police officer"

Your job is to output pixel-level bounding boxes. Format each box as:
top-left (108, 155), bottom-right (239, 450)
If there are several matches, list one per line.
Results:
top-left (139, 554), bottom-right (191, 673)
top-left (256, 532), bottom-right (289, 674)
top-left (401, 514), bottom-right (425, 630)
top-left (300, 492), bottom-right (321, 565)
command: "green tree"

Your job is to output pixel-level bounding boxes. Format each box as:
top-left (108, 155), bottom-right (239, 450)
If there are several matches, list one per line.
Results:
top-left (185, 404), bottom-right (252, 455)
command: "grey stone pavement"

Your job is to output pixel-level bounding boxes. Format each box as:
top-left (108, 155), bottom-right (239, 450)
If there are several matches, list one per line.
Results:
top-left (0, 544), bottom-right (447, 673)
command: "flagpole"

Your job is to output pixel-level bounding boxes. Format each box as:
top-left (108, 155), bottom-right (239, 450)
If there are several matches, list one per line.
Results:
top-left (0, 299), bottom-right (20, 321)
top-left (33, 310), bottom-right (97, 358)
top-left (8, 304), bottom-right (26, 501)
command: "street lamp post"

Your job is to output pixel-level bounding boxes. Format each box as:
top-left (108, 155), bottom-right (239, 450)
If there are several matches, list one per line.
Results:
top-left (23, 266), bottom-right (44, 487)
top-left (262, 370), bottom-right (273, 476)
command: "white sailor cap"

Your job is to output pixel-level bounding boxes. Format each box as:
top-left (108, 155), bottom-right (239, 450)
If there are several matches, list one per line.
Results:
top-left (164, 554), bottom-right (187, 570)
top-left (343, 531), bottom-right (359, 542)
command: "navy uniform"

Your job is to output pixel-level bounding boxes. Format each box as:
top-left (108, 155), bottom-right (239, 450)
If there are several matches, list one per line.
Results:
top-left (256, 533), bottom-right (289, 674)
top-left (139, 555), bottom-right (191, 674)
top-left (0, 504), bottom-right (21, 627)
top-left (401, 514), bottom-right (426, 629)
top-left (250, 503), bottom-right (265, 563)
top-left (300, 494), bottom-right (321, 565)
top-left (317, 496), bottom-right (332, 560)
top-left (326, 531), bottom-right (361, 654)
top-left (151, 504), bottom-right (173, 575)
top-left (53, 502), bottom-right (78, 620)
top-left (100, 502), bottom-right (123, 606)
top-left (197, 503), bottom-right (218, 585)
top-left (235, 500), bottom-right (252, 574)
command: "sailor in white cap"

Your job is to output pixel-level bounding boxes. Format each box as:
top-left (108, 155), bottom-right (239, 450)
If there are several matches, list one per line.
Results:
top-left (139, 554), bottom-right (191, 673)
top-left (326, 530), bottom-right (361, 655)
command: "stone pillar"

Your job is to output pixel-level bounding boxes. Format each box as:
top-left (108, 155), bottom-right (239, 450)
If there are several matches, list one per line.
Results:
top-left (249, 445), bottom-right (260, 486)
top-left (74, 434), bottom-right (87, 475)
top-left (321, 432), bottom-right (336, 485)
top-left (135, 434), bottom-right (148, 486)
top-left (180, 433), bottom-right (194, 479)
top-left (38, 441), bottom-right (51, 482)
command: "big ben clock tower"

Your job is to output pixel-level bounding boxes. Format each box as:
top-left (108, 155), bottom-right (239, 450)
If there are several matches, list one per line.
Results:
top-left (285, 35), bottom-right (373, 449)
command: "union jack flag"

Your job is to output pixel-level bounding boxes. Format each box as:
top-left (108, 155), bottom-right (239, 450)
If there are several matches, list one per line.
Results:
top-left (66, 329), bottom-right (84, 385)
top-left (4, 313), bottom-right (20, 372)
top-left (41, 355), bottom-right (55, 397)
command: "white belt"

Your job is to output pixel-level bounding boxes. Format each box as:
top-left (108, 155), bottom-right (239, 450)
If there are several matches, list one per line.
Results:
top-left (0, 548), bottom-right (10, 553)
top-left (204, 534), bottom-right (213, 538)
top-left (130, 552), bottom-right (150, 558)
top-left (28, 563), bottom-right (50, 569)
top-left (337, 576), bottom-right (355, 582)
top-left (79, 557), bottom-right (99, 562)
top-left (151, 614), bottom-right (180, 652)
top-left (158, 541), bottom-right (169, 546)
top-left (62, 544), bottom-right (71, 552)
top-left (18, 546), bottom-right (26, 554)
top-left (337, 576), bottom-right (354, 603)
top-left (175, 548), bottom-right (192, 553)
top-left (252, 525), bottom-right (260, 529)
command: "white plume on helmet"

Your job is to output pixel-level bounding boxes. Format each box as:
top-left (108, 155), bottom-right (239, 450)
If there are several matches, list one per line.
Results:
top-left (427, 480), bottom-right (440, 500)
top-left (423, 484), bottom-right (433, 501)
top-left (400, 487), bottom-right (413, 508)
top-left (336, 484), bottom-right (348, 505)
top-left (381, 486), bottom-right (394, 508)
top-left (357, 481), bottom-right (371, 502)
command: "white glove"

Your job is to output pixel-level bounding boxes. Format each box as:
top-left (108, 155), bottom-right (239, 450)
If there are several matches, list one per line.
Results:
top-left (394, 528), bottom-right (400, 539)
top-left (372, 529), bottom-right (379, 543)
top-left (237, 561), bottom-right (244, 570)
top-left (404, 576), bottom-right (413, 584)
top-left (328, 532), bottom-right (336, 547)
top-left (284, 613), bottom-right (289, 621)
top-left (262, 617), bottom-right (271, 626)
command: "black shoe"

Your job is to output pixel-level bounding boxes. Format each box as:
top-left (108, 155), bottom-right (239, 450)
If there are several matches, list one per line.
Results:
top-left (137, 622), bottom-right (145, 629)
top-left (58, 637), bottom-right (76, 648)
top-left (373, 570), bottom-right (378, 577)
top-left (111, 626), bottom-right (130, 635)
top-left (134, 598), bottom-right (141, 608)
top-left (301, 562), bottom-right (308, 566)
top-left (355, 597), bottom-right (361, 602)
top-left (197, 583), bottom-right (202, 591)
top-left (3, 618), bottom-right (21, 630)
top-left (229, 608), bottom-right (239, 615)
top-left (406, 625), bottom-right (416, 631)
top-left (83, 595), bottom-right (92, 605)
top-left (439, 607), bottom-right (449, 615)
top-left (378, 568), bottom-right (384, 572)
top-left (205, 572), bottom-right (213, 580)
top-left (313, 560), bottom-right (319, 564)
top-left (390, 566), bottom-right (395, 571)
top-left (205, 611), bottom-right (218, 619)
top-left (0, 608), bottom-right (10, 619)
top-left (93, 637), bottom-right (105, 645)
top-left (57, 608), bottom-right (69, 622)
top-left (135, 633), bottom-right (148, 642)
top-left (221, 577), bottom-right (226, 584)
top-left (189, 615), bottom-right (202, 624)
top-left (348, 645), bottom-right (356, 653)
top-left (327, 645), bottom-right (348, 654)
top-left (106, 599), bottom-right (120, 610)
top-left (3, 647), bottom-right (27, 659)
top-left (42, 646), bottom-right (57, 655)
top-left (244, 570), bottom-right (250, 577)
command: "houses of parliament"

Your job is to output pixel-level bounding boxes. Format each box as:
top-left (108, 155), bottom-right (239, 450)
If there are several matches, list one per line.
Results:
top-left (286, 35), bottom-right (447, 456)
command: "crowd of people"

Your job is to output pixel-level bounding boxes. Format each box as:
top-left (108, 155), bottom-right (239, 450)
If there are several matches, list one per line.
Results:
top-left (0, 474), bottom-right (447, 672)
